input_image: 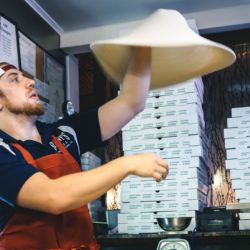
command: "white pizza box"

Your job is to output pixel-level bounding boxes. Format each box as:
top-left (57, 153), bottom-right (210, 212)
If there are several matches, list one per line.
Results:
top-left (120, 188), bottom-right (207, 203)
top-left (122, 113), bottom-right (204, 131)
top-left (118, 221), bottom-right (164, 234)
top-left (224, 127), bottom-right (250, 139)
top-left (123, 134), bottom-right (207, 151)
top-left (149, 78), bottom-right (203, 98)
top-left (123, 156), bottom-right (212, 182)
top-left (118, 212), bottom-right (156, 224)
top-left (133, 103), bottom-right (204, 122)
top-left (118, 217), bottom-right (196, 234)
top-left (227, 116), bottom-right (250, 128)
top-left (226, 147), bottom-right (250, 160)
top-left (225, 137), bottom-right (250, 149)
top-left (225, 158), bottom-right (250, 170)
top-left (231, 179), bottom-right (250, 189)
top-left (239, 212), bottom-right (250, 220)
top-left (118, 211), bottom-right (197, 224)
top-left (234, 190), bottom-right (250, 200)
top-left (121, 178), bottom-right (209, 195)
top-left (145, 92), bottom-right (202, 109)
top-left (230, 168), bottom-right (250, 180)
top-left (124, 165), bottom-right (208, 184)
top-left (122, 123), bottom-right (204, 140)
top-left (231, 107), bottom-right (250, 118)
top-left (124, 144), bottom-right (208, 160)
top-left (120, 200), bottom-right (206, 213)
top-left (239, 219), bottom-right (250, 230)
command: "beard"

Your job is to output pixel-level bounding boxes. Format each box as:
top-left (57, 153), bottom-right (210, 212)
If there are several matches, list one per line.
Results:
top-left (4, 99), bottom-right (45, 116)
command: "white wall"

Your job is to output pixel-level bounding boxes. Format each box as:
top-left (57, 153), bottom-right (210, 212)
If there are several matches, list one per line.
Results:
top-left (185, 4), bottom-right (250, 31)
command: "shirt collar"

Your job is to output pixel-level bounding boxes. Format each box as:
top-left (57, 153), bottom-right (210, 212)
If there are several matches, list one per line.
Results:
top-left (0, 130), bottom-right (17, 142)
top-left (0, 121), bottom-right (58, 145)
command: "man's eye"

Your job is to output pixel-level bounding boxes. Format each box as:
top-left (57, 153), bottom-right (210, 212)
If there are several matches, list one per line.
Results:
top-left (10, 77), bottom-right (19, 83)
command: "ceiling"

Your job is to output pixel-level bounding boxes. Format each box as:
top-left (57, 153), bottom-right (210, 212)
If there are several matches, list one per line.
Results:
top-left (24, 0), bottom-right (250, 54)
top-left (26, 0), bottom-right (250, 34)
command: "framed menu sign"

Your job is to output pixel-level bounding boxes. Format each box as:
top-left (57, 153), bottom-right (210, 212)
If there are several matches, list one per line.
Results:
top-left (18, 31), bottom-right (36, 77)
top-left (0, 16), bottom-right (19, 68)
top-left (45, 54), bottom-right (64, 88)
top-left (45, 54), bottom-right (65, 119)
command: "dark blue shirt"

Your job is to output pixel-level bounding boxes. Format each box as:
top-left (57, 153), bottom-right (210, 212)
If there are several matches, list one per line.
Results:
top-left (0, 109), bottom-right (104, 230)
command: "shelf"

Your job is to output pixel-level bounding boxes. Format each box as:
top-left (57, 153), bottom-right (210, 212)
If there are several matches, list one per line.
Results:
top-left (226, 203), bottom-right (250, 212)
top-left (97, 231), bottom-right (250, 248)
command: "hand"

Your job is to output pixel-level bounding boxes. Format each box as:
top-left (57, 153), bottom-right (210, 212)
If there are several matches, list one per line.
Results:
top-left (126, 152), bottom-right (169, 182)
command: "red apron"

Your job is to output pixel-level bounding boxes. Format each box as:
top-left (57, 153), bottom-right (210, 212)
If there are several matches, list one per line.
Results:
top-left (0, 136), bottom-right (100, 250)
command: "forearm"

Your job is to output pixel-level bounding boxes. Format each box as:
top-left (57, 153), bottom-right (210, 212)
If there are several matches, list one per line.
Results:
top-left (17, 156), bottom-right (132, 214)
top-left (98, 47), bottom-right (152, 141)
top-left (52, 157), bottom-right (131, 213)
top-left (119, 47), bottom-right (151, 112)
top-left (17, 152), bottom-right (168, 214)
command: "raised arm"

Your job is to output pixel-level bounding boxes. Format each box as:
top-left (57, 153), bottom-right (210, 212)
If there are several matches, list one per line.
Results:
top-left (98, 47), bottom-right (151, 141)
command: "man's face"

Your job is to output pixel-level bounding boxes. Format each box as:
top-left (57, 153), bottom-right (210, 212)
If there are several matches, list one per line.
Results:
top-left (0, 64), bottom-right (45, 116)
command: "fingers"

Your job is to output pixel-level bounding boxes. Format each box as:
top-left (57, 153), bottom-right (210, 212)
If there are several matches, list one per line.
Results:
top-left (153, 167), bottom-right (168, 181)
top-left (155, 157), bottom-right (168, 168)
top-left (156, 157), bottom-right (169, 175)
top-left (162, 167), bottom-right (169, 179)
top-left (153, 172), bottom-right (164, 182)
top-left (153, 159), bottom-right (169, 182)
top-left (129, 153), bottom-right (169, 181)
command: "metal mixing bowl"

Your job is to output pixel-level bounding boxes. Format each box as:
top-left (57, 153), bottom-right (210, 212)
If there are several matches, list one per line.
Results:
top-left (157, 217), bottom-right (192, 231)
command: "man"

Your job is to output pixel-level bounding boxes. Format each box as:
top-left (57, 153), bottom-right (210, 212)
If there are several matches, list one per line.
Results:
top-left (0, 47), bottom-right (168, 249)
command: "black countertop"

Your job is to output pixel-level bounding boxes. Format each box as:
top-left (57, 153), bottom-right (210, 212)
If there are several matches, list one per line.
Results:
top-left (97, 231), bottom-right (250, 249)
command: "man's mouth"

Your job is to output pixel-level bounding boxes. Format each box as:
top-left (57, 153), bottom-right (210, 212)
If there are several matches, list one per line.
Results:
top-left (29, 92), bottom-right (40, 101)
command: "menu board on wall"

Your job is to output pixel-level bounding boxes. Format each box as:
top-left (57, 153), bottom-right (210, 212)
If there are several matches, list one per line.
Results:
top-left (36, 46), bottom-right (45, 82)
top-left (0, 16), bottom-right (19, 68)
top-left (45, 54), bottom-right (65, 119)
top-left (18, 31), bottom-right (36, 77)
top-left (45, 54), bottom-right (64, 88)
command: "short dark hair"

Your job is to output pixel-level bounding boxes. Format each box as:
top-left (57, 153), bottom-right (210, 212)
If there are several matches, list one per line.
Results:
top-left (0, 62), bottom-right (9, 67)
top-left (0, 62), bottom-right (12, 80)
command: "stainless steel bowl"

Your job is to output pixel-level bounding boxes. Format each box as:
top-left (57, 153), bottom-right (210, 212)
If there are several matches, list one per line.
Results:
top-left (157, 217), bottom-right (192, 231)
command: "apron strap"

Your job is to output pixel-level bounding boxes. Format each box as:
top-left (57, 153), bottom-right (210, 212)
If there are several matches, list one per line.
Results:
top-left (51, 135), bottom-right (69, 154)
top-left (11, 143), bottom-right (38, 167)
top-left (51, 135), bottom-right (82, 168)
top-left (11, 135), bottom-right (72, 168)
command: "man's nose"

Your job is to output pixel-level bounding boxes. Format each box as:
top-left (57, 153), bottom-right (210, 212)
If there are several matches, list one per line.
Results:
top-left (26, 78), bottom-right (35, 88)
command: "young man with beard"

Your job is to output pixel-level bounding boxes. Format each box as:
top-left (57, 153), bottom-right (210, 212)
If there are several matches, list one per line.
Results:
top-left (0, 48), bottom-right (168, 249)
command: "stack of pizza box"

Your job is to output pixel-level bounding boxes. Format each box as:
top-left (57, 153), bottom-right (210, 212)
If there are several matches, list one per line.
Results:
top-left (119, 77), bottom-right (212, 234)
top-left (225, 107), bottom-right (250, 230)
